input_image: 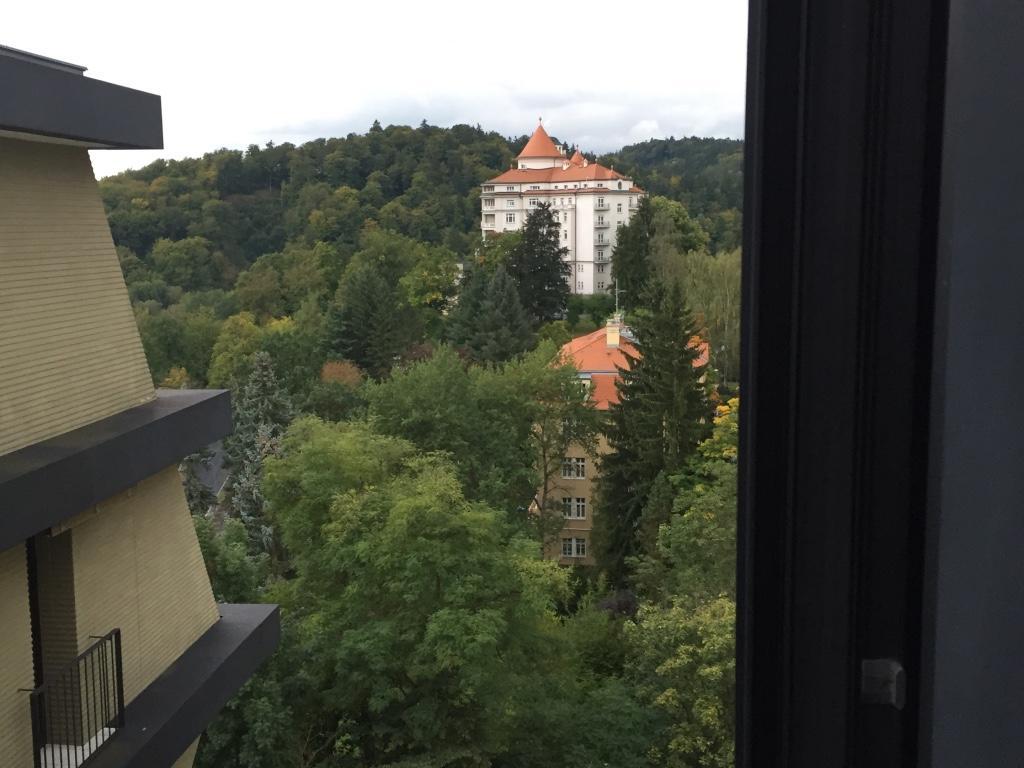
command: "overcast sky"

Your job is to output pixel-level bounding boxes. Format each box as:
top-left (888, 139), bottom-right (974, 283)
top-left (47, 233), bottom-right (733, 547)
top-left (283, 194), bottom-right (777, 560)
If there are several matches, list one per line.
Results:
top-left (7, 0), bottom-right (747, 179)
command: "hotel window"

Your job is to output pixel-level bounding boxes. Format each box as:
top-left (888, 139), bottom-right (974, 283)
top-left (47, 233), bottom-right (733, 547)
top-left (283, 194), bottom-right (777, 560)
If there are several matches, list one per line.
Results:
top-left (506, 199), bottom-right (515, 208)
top-left (597, 197), bottom-right (605, 206)
top-left (483, 185), bottom-right (494, 192)
top-left (484, 214), bottom-right (494, 224)
top-left (617, 203), bottom-right (623, 213)
top-left (561, 538), bottom-right (574, 557)
top-left (597, 263), bottom-right (606, 273)
top-left (597, 281), bottom-right (605, 290)
top-left (577, 263), bottom-right (584, 273)
top-left (560, 198), bottom-right (564, 205)
top-left (597, 216), bottom-right (605, 225)
top-left (530, 185), bottom-right (541, 190)
top-left (562, 497), bottom-right (573, 517)
top-left (575, 538), bottom-right (587, 557)
top-left (506, 213), bottom-right (515, 223)
top-left (506, 185), bottom-right (516, 191)
top-left (483, 199), bottom-right (494, 208)
top-left (577, 280), bottom-right (584, 290)
top-left (597, 249), bottom-right (605, 260)
top-left (597, 234), bottom-right (605, 244)
top-left (575, 498), bottom-right (586, 518)
top-left (528, 198), bottom-right (538, 206)
top-left (564, 231), bottom-right (568, 240)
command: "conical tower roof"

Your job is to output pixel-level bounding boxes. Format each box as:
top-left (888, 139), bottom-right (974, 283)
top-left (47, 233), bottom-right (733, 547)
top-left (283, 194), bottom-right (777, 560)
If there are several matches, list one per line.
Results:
top-left (517, 123), bottom-right (563, 159)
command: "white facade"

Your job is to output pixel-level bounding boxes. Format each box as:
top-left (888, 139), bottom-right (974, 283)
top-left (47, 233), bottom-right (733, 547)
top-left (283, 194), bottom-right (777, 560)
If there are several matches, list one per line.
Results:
top-left (480, 126), bottom-right (643, 295)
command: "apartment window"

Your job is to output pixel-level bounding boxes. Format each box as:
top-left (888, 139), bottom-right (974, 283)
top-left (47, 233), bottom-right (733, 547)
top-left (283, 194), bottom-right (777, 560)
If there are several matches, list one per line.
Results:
top-left (575, 498), bottom-right (586, 518)
top-left (597, 216), bottom-right (605, 225)
top-left (597, 263), bottom-right (606, 273)
top-left (597, 234), bottom-right (606, 244)
top-left (597, 249), bottom-right (605, 260)
top-left (530, 185), bottom-right (541, 190)
top-left (577, 263), bottom-right (584, 273)
top-left (528, 198), bottom-right (538, 207)
top-left (560, 198), bottom-right (564, 206)
top-left (575, 538), bottom-right (587, 557)
top-left (506, 185), bottom-right (516, 191)
top-left (483, 199), bottom-right (495, 208)
top-left (577, 280), bottom-right (584, 290)
top-left (484, 214), bottom-right (495, 224)
top-left (506, 213), bottom-right (515, 223)
top-left (629, 196), bottom-right (633, 206)
top-left (597, 197), bottom-right (605, 206)
top-left (561, 458), bottom-right (574, 478)
top-left (564, 231), bottom-right (568, 240)
top-left (617, 202), bottom-right (623, 213)
top-left (506, 199), bottom-right (515, 208)
top-left (562, 497), bottom-right (573, 517)
top-left (483, 185), bottom-right (494, 192)
top-left (561, 538), bottom-right (574, 557)
top-left (597, 281), bottom-right (605, 290)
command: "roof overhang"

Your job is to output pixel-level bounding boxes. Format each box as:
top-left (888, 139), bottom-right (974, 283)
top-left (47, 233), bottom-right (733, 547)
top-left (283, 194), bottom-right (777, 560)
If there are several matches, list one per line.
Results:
top-left (0, 389), bottom-right (232, 552)
top-left (0, 47), bottom-right (163, 149)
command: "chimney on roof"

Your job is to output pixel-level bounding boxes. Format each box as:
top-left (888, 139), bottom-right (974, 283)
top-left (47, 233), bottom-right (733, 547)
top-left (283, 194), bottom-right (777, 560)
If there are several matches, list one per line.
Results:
top-left (606, 313), bottom-right (623, 348)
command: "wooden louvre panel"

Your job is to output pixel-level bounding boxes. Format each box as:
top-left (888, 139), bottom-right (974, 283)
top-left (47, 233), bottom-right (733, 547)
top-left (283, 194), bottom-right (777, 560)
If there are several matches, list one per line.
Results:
top-left (0, 137), bottom-right (154, 457)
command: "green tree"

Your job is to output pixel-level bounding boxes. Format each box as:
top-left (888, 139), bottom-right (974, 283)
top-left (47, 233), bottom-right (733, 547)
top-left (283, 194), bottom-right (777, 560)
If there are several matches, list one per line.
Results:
top-left (595, 281), bottom-right (712, 585)
top-left (625, 597), bottom-right (736, 768)
top-left (611, 196), bottom-right (655, 311)
top-left (208, 312), bottom-right (264, 390)
top-left (150, 236), bottom-right (227, 291)
top-left (446, 265), bottom-right (533, 363)
top-left (505, 203), bottom-right (569, 324)
top-left (225, 352), bottom-right (294, 556)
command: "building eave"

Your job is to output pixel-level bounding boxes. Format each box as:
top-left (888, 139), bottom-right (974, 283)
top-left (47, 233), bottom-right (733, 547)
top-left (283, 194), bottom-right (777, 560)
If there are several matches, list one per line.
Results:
top-left (0, 51), bottom-right (162, 149)
top-left (0, 389), bottom-right (232, 552)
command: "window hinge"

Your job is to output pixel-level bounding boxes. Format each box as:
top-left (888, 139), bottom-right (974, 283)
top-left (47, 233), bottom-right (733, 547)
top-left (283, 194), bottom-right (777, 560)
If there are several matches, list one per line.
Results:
top-left (860, 658), bottom-right (906, 710)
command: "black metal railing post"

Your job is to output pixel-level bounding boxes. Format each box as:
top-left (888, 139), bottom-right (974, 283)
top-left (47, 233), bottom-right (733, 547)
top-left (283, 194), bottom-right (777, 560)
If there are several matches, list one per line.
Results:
top-left (26, 629), bottom-right (124, 768)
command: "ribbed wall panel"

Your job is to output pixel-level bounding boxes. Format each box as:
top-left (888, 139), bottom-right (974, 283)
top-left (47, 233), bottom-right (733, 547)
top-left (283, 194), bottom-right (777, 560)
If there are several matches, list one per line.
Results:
top-left (0, 137), bottom-right (154, 457)
top-left (0, 545), bottom-right (34, 766)
top-left (70, 466), bottom-right (219, 704)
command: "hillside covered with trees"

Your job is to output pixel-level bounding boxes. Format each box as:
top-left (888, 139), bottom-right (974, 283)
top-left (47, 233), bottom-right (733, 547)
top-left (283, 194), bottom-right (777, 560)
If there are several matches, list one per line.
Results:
top-left (100, 122), bottom-right (742, 768)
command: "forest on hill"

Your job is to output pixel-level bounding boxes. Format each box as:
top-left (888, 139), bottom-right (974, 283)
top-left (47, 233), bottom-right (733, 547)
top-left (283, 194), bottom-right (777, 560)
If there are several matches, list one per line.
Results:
top-left (101, 121), bottom-right (742, 768)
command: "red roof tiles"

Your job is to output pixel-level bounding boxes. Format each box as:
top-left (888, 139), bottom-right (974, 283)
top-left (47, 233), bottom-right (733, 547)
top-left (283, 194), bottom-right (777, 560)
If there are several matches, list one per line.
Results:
top-left (560, 325), bottom-right (710, 410)
top-left (517, 124), bottom-right (563, 159)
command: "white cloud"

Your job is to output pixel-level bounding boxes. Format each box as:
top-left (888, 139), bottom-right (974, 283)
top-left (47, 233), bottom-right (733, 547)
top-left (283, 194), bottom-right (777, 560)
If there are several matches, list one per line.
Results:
top-left (5, 0), bottom-right (747, 178)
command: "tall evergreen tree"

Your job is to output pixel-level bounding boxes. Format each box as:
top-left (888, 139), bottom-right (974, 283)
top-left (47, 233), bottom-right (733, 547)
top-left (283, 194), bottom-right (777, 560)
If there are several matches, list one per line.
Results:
top-left (223, 352), bottom-right (294, 556)
top-left (611, 196), bottom-right (655, 311)
top-left (595, 281), bottom-right (712, 586)
top-left (323, 260), bottom-right (416, 378)
top-left (506, 202), bottom-right (570, 324)
top-left (447, 265), bottom-right (533, 363)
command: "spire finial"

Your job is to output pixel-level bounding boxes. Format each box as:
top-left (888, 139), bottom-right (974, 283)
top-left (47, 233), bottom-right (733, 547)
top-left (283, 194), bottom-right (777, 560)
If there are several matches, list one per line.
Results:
top-left (538, 116), bottom-right (543, 125)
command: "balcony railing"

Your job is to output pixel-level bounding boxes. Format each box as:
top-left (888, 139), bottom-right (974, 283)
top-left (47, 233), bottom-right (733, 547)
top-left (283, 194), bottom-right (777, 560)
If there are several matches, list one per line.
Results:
top-left (28, 629), bottom-right (125, 768)
top-left (594, 202), bottom-right (609, 211)
top-left (594, 220), bottom-right (611, 228)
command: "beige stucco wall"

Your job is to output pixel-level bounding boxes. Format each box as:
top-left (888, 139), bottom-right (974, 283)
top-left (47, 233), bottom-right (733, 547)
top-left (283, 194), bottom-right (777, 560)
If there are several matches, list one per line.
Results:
top-left (541, 435), bottom-right (608, 566)
top-left (0, 545), bottom-right (35, 766)
top-left (69, 465), bottom-right (219, 703)
top-left (0, 136), bottom-right (154, 458)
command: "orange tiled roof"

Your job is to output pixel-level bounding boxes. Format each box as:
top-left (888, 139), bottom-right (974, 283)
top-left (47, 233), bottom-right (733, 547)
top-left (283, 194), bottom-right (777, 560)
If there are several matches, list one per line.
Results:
top-left (487, 163), bottom-right (627, 184)
top-left (561, 325), bottom-right (710, 410)
top-left (518, 124), bottom-right (563, 159)
top-left (569, 149), bottom-right (585, 165)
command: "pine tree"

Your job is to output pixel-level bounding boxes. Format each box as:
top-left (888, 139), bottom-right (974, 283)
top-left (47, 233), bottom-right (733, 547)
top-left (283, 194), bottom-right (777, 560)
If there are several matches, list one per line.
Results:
top-left (223, 352), bottom-right (293, 557)
top-left (506, 203), bottom-right (570, 324)
top-left (323, 261), bottom-right (415, 378)
top-left (595, 281), bottom-right (712, 586)
top-left (447, 265), bottom-right (533, 363)
top-left (611, 196), bottom-right (655, 312)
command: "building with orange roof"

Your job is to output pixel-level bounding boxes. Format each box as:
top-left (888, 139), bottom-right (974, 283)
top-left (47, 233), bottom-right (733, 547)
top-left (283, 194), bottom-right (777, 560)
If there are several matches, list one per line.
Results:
top-left (481, 122), bottom-right (644, 296)
top-left (541, 316), bottom-right (709, 566)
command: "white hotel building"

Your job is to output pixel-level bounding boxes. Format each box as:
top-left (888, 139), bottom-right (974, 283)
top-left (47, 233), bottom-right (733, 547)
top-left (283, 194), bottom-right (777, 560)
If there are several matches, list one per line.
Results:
top-left (480, 123), bottom-right (644, 295)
